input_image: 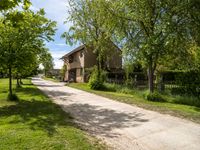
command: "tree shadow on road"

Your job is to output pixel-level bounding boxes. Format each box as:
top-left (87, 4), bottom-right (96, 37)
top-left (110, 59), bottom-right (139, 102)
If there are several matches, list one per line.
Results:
top-left (62, 103), bottom-right (149, 138)
top-left (36, 84), bottom-right (63, 87)
top-left (44, 90), bottom-right (74, 98)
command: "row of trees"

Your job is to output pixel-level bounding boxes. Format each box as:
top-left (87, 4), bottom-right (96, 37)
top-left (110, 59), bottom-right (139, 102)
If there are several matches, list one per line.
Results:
top-left (64, 0), bottom-right (200, 93)
top-left (0, 0), bottom-right (56, 99)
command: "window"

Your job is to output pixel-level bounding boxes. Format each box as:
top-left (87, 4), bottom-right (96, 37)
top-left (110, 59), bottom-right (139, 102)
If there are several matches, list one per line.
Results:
top-left (69, 55), bottom-right (74, 63)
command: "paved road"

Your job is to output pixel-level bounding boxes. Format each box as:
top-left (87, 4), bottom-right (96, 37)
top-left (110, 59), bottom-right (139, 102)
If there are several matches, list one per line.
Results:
top-left (32, 78), bottom-right (200, 150)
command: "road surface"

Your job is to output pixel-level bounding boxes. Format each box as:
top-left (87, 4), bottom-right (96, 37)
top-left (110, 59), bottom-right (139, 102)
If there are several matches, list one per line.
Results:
top-left (32, 78), bottom-right (200, 150)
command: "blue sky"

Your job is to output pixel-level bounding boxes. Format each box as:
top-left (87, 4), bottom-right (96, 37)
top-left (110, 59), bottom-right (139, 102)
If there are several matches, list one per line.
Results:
top-left (30, 0), bottom-right (77, 69)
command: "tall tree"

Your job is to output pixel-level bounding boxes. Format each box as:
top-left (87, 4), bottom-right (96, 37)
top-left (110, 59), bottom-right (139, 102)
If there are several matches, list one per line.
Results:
top-left (0, 9), bottom-right (56, 98)
top-left (98, 0), bottom-right (198, 93)
top-left (63, 0), bottom-right (116, 79)
top-left (64, 0), bottom-right (199, 93)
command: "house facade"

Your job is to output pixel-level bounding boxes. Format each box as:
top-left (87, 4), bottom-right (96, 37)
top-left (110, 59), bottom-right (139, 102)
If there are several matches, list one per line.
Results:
top-left (61, 45), bottom-right (122, 82)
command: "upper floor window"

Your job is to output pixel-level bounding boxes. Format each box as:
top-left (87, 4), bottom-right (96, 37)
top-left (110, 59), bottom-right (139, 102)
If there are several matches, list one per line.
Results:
top-left (69, 55), bottom-right (74, 63)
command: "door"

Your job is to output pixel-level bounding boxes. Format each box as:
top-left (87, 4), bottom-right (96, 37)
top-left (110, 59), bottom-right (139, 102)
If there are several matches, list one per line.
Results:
top-left (68, 69), bottom-right (76, 82)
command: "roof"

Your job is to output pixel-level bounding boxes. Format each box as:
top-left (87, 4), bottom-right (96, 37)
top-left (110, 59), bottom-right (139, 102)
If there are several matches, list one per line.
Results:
top-left (61, 45), bottom-right (85, 59)
top-left (61, 42), bottom-right (121, 60)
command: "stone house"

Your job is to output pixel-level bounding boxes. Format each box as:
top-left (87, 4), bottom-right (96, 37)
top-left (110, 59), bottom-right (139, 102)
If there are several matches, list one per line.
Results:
top-left (61, 45), bottom-right (122, 82)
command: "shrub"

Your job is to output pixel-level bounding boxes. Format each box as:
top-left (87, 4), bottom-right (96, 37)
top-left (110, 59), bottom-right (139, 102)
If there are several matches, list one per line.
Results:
top-left (103, 83), bottom-right (118, 92)
top-left (88, 67), bottom-right (106, 90)
top-left (7, 93), bottom-right (19, 101)
top-left (118, 87), bottom-right (135, 95)
top-left (146, 92), bottom-right (165, 102)
top-left (124, 78), bottom-right (134, 87)
top-left (161, 70), bottom-right (200, 97)
top-left (174, 70), bottom-right (200, 97)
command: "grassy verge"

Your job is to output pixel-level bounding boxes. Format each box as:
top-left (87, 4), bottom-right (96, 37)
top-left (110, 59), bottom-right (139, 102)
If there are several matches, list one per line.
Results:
top-left (67, 83), bottom-right (200, 124)
top-left (0, 78), bottom-right (105, 150)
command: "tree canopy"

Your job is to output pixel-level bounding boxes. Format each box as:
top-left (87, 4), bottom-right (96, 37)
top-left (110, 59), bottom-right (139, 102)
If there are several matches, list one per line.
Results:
top-left (63, 0), bottom-right (117, 74)
top-left (0, 0), bottom-right (31, 11)
top-left (0, 3), bottom-right (56, 99)
top-left (64, 0), bottom-right (200, 93)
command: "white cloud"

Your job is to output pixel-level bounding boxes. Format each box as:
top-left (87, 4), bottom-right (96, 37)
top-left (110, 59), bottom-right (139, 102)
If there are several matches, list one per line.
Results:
top-left (54, 60), bottom-right (64, 69)
top-left (51, 50), bottom-right (66, 59)
top-left (50, 50), bottom-right (68, 69)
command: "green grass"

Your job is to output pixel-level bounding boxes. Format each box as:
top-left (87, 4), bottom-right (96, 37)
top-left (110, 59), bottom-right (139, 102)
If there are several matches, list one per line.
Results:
top-left (67, 83), bottom-right (200, 124)
top-left (0, 78), bottom-right (105, 150)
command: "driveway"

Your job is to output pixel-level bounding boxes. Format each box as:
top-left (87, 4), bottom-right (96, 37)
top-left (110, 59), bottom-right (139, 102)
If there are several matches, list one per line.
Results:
top-left (32, 78), bottom-right (200, 150)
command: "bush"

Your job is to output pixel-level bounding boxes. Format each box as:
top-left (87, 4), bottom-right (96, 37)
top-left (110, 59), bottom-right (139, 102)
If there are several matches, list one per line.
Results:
top-left (7, 93), bottom-right (19, 101)
top-left (161, 70), bottom-right (183, 82)
top-left (88, 67), bottom-right (106, 90)
top-left (161, 70), bottom-right (200, 97)
top-left (174, 70), bottom-right (200, 97)
top-left (103, 83), bottom-right (118, 92)
top-left (89, 78), bottom-right (104, 90)
top-left (146, 92), bottom-right (165, 102)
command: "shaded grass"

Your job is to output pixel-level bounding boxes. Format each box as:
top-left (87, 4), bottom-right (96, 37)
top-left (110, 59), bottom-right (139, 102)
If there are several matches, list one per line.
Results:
top-left (0, 78), bottom-right (105, 150)
top-left (67, 83), bottom-right (200, 124)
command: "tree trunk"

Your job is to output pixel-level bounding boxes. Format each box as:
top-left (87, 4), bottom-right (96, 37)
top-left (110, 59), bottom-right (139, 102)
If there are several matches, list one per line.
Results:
top-left (17, 78), bottom-right (20, 87)
top-left (9, 66), bottom-right (12, 96)
top-left (97, 60), bottom-right (101, 80)
top-left (148, 63), bottom-right (154, 93)
top-left (20, 78), bottom-right (23, 84)
top-left (96, 51), bottom-right (101, 80)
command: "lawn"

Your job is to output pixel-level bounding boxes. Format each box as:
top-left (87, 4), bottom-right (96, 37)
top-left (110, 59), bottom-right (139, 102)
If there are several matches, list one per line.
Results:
top-left (67, 83), bottom-right (200, 124)
top-left (0, 78), bottom-right (105, 150)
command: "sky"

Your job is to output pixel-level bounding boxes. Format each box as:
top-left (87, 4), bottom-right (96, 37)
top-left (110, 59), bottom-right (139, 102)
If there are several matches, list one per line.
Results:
top-left (30, 0), bottom-right (77, 69)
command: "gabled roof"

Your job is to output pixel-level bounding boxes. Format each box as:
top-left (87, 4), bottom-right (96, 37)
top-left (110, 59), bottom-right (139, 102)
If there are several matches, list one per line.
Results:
top-left (61, 43), bottom-right (121, 60)
top-left (61, 45), bottom-right (85, 59)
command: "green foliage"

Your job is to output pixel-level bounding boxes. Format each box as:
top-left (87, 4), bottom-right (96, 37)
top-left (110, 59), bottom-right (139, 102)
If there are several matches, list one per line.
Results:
top-left (88, 67), bottom-right (106, 90)
top-left (63, 0), bottom-right (117, 72)
top-left (161, 70), bottom-right (184, 82)
top-left (65, 0), bottom-right (200, 93)
top-left (7, 93), bottom-right (19, 101)
top-left (39, 49), bottom-right (54, 76)
top-left (60, 64), bottom-right (67, 81)
top-left (103, 83), bottom-right (138, 95)
top-left (174, 70), bottom-right (200, 97)
top-left (0, 7), bottom-right (56, 95)
top-left (161, 70), bottom-right (200, 97)
top-left (146, 92), bottom-right (166, 102)
top-left (0, 0), bottom-right (31, 11)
